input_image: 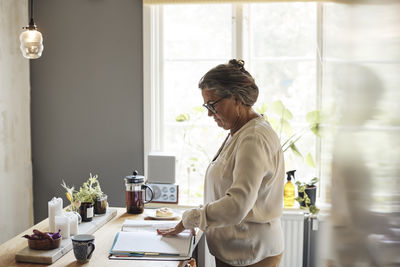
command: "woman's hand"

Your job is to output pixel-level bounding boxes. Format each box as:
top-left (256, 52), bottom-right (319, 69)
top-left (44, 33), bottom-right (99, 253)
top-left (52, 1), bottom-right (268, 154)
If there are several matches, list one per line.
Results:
top-left (157, 220), bottom-right (185, 236)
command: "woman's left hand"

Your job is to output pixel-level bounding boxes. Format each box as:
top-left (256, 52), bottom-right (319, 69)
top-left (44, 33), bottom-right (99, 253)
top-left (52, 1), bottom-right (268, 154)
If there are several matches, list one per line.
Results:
top-left (157, 220), bottom-right (185, 236)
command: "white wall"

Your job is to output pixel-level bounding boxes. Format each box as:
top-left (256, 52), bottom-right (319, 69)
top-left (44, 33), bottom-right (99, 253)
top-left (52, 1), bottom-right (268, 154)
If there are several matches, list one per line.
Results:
top-left (0, 0), bottom-right (33, 244)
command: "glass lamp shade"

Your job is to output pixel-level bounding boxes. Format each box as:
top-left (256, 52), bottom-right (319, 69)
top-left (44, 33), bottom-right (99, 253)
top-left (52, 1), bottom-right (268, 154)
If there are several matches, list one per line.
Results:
top-left (19, 29), bottom-right (44, 59)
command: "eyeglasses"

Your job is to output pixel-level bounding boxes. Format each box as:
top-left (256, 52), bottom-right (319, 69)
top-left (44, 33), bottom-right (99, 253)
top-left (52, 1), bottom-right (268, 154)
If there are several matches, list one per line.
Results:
top-left (203, 97), bottom-right (224, 114)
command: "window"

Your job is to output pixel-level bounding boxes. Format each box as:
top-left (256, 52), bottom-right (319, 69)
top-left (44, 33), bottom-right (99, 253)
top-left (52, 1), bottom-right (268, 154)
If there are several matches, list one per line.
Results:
top-left (144, 2), bottom-right (323, 205)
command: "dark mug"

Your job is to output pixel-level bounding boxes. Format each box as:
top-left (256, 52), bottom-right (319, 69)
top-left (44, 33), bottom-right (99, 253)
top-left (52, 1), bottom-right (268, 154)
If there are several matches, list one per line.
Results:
top-left (71, 234), bottom-right (95, 263)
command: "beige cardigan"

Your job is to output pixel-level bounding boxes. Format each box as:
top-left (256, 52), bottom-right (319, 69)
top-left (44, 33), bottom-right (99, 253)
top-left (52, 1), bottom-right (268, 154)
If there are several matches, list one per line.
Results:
top-left (182, 116), bottom-right (285, 266)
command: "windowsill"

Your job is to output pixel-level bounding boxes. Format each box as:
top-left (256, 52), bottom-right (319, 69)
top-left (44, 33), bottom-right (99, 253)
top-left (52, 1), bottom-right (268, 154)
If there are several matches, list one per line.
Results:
top-left (283, 199), bottom-right (331, 219)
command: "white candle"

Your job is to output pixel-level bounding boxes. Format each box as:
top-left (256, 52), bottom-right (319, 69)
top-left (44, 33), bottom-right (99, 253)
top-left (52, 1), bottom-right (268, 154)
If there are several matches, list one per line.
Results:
top-left (55, 215), bottom-right (70, 239)
top-left (48, 197), bottom-right (63, 233)
top-left (65, 212), bottom-right (79, 236)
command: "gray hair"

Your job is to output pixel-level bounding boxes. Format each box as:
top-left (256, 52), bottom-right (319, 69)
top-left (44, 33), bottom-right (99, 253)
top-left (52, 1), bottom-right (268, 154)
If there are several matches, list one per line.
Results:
top-left (198, 59), bottom-right (259, 107)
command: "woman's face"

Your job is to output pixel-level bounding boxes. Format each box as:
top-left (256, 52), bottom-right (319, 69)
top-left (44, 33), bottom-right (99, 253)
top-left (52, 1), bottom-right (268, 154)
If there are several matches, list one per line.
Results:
top-left (201, 89), bottom-right (239, 131)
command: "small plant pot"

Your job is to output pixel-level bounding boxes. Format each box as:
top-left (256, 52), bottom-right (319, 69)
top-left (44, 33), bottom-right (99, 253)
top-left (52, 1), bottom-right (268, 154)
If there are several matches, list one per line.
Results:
top-left (79, 202), bottom-right (94, 222)
top-left (94, 194), bottom-right (108, 215)
top-left (298, 186), bottom-right (317, 207)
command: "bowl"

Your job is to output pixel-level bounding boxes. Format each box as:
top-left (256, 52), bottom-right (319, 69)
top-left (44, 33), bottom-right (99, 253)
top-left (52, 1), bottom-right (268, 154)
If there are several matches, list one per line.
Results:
top-left (28, 237), bottom-right (61, 250)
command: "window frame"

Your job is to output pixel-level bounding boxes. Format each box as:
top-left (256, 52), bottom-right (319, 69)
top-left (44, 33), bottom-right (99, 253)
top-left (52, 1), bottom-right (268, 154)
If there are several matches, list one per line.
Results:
top-left (143, 3), bottom-right (325, 202)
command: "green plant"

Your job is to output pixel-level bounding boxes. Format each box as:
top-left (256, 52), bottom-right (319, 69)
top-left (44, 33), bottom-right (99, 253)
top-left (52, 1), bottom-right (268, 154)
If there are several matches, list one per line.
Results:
top-left (256, 100), bottom-right (322, 168)
top-left (295, 177), bottom-right (320, 215)
top-left (73, 173), bottom-right (104, 204)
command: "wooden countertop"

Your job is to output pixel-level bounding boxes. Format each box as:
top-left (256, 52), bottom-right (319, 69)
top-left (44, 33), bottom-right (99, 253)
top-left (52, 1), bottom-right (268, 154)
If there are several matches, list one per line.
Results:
top-left (0, 207), bottom-right (195, 267)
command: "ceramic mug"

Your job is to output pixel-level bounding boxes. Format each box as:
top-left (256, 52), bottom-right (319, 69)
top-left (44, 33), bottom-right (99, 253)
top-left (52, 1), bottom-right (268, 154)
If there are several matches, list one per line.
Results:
top-left (71, 234), bottom-right (95, 263)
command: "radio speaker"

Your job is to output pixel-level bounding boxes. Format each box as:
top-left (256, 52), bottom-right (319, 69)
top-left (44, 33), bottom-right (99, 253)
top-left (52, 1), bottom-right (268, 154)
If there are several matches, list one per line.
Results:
top-left (146, 183), bottom-right (178, 204)
top-left (147, 152), bottom-right (176, 184)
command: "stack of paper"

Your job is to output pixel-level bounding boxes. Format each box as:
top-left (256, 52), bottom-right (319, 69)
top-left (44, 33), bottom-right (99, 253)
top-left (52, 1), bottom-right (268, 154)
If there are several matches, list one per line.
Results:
top-left (109, 220), bottom-right (194, 260)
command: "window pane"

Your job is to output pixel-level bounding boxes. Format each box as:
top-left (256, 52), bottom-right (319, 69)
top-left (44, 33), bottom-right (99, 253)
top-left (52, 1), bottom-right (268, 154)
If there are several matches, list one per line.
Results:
top-left (323, 3), bottom-right (400, 61)
top-left (250, 3), bottom-right (317, 58)
top-left (163, 61), bottom-right (227, 203)
top-left (251, 60), bottom-right (318, 179)
top-left (252, 60), bottom-right (317, 118)
top-left (163, 4), bottom-right (232, 59)
top-left (163, 61), bottom-right (221, 125)
top-left (162, 0), bottom-right (232, 204)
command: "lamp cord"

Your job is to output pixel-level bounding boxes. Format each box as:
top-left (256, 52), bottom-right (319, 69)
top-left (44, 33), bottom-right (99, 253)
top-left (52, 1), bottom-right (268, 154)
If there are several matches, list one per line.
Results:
top-left (30, 0), bottom-right (33, 21)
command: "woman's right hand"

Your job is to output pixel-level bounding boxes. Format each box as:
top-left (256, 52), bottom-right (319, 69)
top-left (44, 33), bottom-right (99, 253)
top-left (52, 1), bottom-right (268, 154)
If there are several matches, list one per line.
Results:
top-left (157, 220), bottom-right (185, 236)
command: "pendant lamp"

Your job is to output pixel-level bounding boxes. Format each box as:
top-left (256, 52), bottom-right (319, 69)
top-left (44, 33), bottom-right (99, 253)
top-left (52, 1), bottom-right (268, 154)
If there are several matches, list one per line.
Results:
top-left (20, 0), bottom-right (43, 59)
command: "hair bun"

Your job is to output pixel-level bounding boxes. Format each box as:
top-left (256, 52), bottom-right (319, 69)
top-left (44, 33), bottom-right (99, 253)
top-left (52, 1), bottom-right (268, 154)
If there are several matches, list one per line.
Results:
top-left (229, 59), bottom-right (245, 70)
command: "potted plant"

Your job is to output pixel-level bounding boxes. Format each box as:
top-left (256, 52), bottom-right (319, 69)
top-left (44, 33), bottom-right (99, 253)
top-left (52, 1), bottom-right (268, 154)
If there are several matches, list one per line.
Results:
top-left (295, 177), bottom-right (320, 215)
top-left (74, 179), bottom-right (95, 222)
top-left (88, 173), bottom-right (108, 215)
top-left (76, 173), bottom-right (108, 218)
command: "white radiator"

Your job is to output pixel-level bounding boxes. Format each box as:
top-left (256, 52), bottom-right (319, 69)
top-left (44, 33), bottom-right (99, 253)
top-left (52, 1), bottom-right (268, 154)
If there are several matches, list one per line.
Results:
top-left (280, 211), bottom-right (305, 267)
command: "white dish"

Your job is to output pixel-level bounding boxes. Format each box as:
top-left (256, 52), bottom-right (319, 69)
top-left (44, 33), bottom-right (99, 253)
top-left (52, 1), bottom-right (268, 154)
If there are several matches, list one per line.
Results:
top-left (147, 214), bottom-right (179, 220)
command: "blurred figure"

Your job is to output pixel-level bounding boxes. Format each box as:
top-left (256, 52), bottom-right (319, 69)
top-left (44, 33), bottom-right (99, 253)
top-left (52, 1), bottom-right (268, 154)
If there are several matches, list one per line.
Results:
top-left (330, 63), bottom-right (400, 267)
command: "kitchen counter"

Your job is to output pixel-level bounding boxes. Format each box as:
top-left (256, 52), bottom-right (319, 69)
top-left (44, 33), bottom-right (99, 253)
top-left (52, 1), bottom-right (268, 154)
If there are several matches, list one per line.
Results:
top-left (0, 207), bottom-right (201, 267)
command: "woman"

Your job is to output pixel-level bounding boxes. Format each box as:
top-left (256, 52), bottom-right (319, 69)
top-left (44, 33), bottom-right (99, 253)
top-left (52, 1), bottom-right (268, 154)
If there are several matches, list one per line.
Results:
top-left (158, 59), bottom-right (285, 267)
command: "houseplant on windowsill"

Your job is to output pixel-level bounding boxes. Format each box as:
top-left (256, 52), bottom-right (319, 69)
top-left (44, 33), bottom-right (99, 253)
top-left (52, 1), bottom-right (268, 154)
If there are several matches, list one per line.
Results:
top-left (295, 177), bottom-right (320, 215)
top-left (256, 101), bottom-right (322, 215)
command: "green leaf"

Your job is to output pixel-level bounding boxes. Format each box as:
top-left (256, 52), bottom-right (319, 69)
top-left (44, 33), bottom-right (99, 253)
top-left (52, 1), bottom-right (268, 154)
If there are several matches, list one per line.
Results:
top-left (309, 205), bottom-right (320, 214)
top-left (309, 177), bottom-right (319, 186)
top-left (192, 106), bottom-right (204, 114)
top-left (306, 110), bottom-right (320, 124)
top-left (267, 117), bottom-right (279, 131)
top-left (271, 100), bottom-right (293, 120)
top-left (307, 110), bottom-right (322, 137)
top-left (256, 103), bottom-right (268, 114)
top-left (290, 143), bottom-right (302, 158)
top-left (310, 123), bottom-right (321, 137)
top-left (175, 113), bottom-right (190, 122)
top-left (281, 119), bottom-right (293, 136)
top-left (305, 153), bottom-right (316, 168)
top-left (271, 100), bottom-right (285, 115)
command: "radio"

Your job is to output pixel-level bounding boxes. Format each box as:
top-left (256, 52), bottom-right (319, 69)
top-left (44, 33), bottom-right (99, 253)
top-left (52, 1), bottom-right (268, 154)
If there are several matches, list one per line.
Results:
top-left (146, 183), bottom-right (179, 204)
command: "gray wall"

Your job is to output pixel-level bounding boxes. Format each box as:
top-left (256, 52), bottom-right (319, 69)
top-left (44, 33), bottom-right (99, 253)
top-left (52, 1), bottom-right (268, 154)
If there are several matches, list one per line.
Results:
top-left (31, 0), bottom-right (143, 223)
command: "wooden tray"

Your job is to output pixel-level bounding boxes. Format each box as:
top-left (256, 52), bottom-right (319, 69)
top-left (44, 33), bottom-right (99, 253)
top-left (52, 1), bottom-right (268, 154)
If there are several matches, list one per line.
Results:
top-left (15, 208), bottom-right (117, 265)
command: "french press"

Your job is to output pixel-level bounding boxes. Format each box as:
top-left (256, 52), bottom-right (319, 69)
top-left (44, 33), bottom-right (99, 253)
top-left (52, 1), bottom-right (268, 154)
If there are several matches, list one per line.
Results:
top-left (124, 170), bottom-right (154, 214)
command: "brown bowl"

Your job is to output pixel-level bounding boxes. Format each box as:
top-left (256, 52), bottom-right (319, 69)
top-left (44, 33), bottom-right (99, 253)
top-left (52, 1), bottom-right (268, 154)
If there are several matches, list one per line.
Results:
top-left (28, 237), bottom-right (61, 250)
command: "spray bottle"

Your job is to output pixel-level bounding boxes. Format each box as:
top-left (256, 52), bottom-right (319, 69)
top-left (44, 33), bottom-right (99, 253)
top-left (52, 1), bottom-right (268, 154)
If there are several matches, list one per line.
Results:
top-left (284, 170), bottom-right (296, 208)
